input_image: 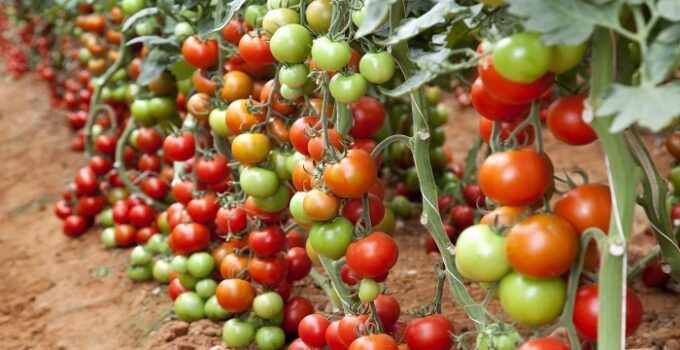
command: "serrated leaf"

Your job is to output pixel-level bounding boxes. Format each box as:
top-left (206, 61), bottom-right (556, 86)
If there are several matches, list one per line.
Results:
top-left (380, 0), bottom-right (466, 45)
top-left (137, 50), bottom-right (175, 86)
top-left (644, 40), bottom-right (680, 84)
top-left (505, 0), bottom-right (622, 45)
top-left (204, 0), bottom-right (247, 34)
top-left (657, 24), bottom-right (680, 43)
top-left (598, 82), bottom-right (680, 132)
top-left (122, 7), bottom-right (160, 32)
top-left (126, 35), bottom-right (179, 46)
top-left (355, 0), bottom-right (397, 38)
top-left (659, 0), bottom-right (680, 20)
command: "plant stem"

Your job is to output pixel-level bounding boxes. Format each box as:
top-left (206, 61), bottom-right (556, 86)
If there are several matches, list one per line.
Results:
top-left (319, 256), bottom-right (354, 314)
top-left (589, 28), bottom-right (637, 350)
top-left (390, 0), bottom-right (486, 327)
top-left (308, 268), bottom-right (340, 313)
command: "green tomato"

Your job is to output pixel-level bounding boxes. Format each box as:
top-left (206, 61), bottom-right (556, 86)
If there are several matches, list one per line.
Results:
top-left (374, 208), bottom-right (396, 236)
top-left (147, 234), bottom-right (169, 253)
top-left (424, 86), bottom-right (442, 105)
top-left (98, 208), bottom-right (114, 227)
top-left (171, 255), bottom-right (188, 274)
top-left (455, 224), bottom-right (511, 282)
top-left (174, 292), bottom-right (205, 322)
top-left (127, 264), bottom-right (153, 281)
top-left (267, 0), bottom-right (300, 9)
top-left (279, 84), bottom-right (305, 100)
top-left (310, 218), bottom-right (354, 260)
top-left (187, 252), bottom-right (215, 278)
top-left (406, 167), bottom-right (419, 192)
top-left (178, 273), bottom-right (199, 290)
top-left (101, 87), bottom-right (113, 101)
top-left (359, 52), bottom-right (395, 84)
top-left (157, 211), bottom-right (170, 234)
top-left (253, 292), bottom-right (285, 320)
top-left (263, 8), bottom-right (300, 34)
top-left (131, 99), bottom-right (154, 125)
top-left (437, 171), bottom-right (460, 190)
top-left (429, 147), bottom-right (448, 173)
top-left (269, 150), bottom-right (292, 180)
top-left (126, 83), bottom-right (141, 104)
top-left (106, 187), bottom-right (129, 205)
top-left (279, 64), bottom-right (309, 88)
top-left (223, 319), bottom-right (255, 348)
top-left (305, 0), bottom-right (332, 34)
top-left (252, 185), bottom-right (291, 212)
top-left (311, 37), bottom-right (351, 72)
top-left (100, 227), bottom-right (117, 248)
top-left (91, 124), bottom-right (104, 139)
top-left (204, 295), bottom-right (231, 320)
top-left (499, 272), bottom-right (566, 327)
top-left (240, 167), bottom-right (280, 198)
top-left (549, 41), bottom-right (588, 73)
top-left (245, 4), bottom-right (267, 28)
top-left (479, 282), bottom-right (500, 299)
top-left (152, 260), bottom-right (172, 283)
top-left (131, 246), bottom-right (152, 265)
top-left (270, 24), bottom-right (312, 64)
top-left (121, 0), bottom-right (146, 16)
top-left (135, 18), bottom-right (158, 36)
top-left (671, 166), bottom-right (680, 195)
top-left (255, 326), bottom-right (286, 350)
top-left (429, 103), bottom-right (449, 127)
top-left (174, 22), bottom-right (194, 41)
top-left (149, 96), bottom-right (176, 119)
top-left (290, 191), bottom-right (314, 224)
top-left (431, 126), bottom-right (446, 147)
top-left (390, 195), bottom-right (413, 219)
top-left (329, 73), bottom-right (367, 103)
top-left (78, 48), bottom-right (91, 63)
top-left (285, 152), bottom-right (306, 173)
top-left (208, 108), bottom-right (230, 138)
top-left (476, 323), bottom-right (522, 350)
top-left (358, 278), bottom-right (380, 302)
top-left (111, 85), bottom-right (128, 102)
top-left (492, 32), bottom-right (554, 83)
top-left (195, 278), bottom-right (217, 298)
top-left (177, 78), bottom-right (192, 95)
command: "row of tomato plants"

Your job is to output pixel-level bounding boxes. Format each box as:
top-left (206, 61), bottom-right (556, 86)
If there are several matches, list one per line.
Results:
top-left (3, 0), bottom-right (680, 349)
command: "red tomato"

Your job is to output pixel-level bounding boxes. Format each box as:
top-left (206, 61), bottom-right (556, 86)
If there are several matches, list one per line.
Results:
top-left (239, 32), bottom-right (274, 66)
top-left (348, 334), bottom-right (398, 350)
top-left (195, 155), bottom-right (230, 185)
top-left (216, 278), bottom-right (255, 313)
top-left (478, 55), bottom-right (554, 104)
top-left (324, 150), bottom-right (377, 198)
top-left (172, 180), bottom-right (194, 205)
top-left (374, 294), bottom-right (401, 328)
top-left (518, 338), bottom-right (570, 350)
top-left (128, 204), bottom-right (154, 228)
top-left (478, 116), bottom-right (535, 146)
top-left (136, 127), bottom-right (162, 154)
top-left (222, 19), bottom-right (252, 44)
top-left (75, 167), bottom-right (99, 196)
top-left (63, 215), bottom-right (89, 237)
top-left (308, 129), bottom-right (344, 161)
top-left (249, 226), bottom-right (286, 257)
top-left (282, 296), bottom-right (315, 335)
top-left (471, 78), bottom-right (530, 122)
top-left (341, 193), bottom-right (385, 226)
top-left (215, 206), bottom-right (248, 234)
top-left (169, 223), bottom-right (210, 255)
top-left (168, 278), bottom-right (188, 301)
top-left (114, 224), bottom-right (136, 247)
top-left (249, 253), bottom-right (288, 286)
top-left (346, 232), bottom-right (398, 279)
top-left (404, 314), bottom-right (454, 350)
top-left (350, 96), bottom-right (386, 138)
top-left (642, 257), bottom-right (671, 287)
top-left (479, 148), bottom-right (551, 206)
top-left (140, 177), bottom-right (169, 200)
top-left (573, 284), bottom-right (643, 342)
top-left (299, 314), bottom-right (331, 347)
top-left (163, 133), bottom-right (195, 161)
top-left (182, 35), bottom-right (218, 69)
top-left (547, 95), bottom-right (597, 146)
top-left (286, 247), bottom-right (313, 281)
top-left (290, 117), bottom-right (321, 155)
top-left (554, 184), bottom-right (611, 234)
top-left (325, 320), bottom-right (347, 350)
top-left (338, 314), bottom-right (369, 347)
top-left (186, 194), bottom-right (220, 224)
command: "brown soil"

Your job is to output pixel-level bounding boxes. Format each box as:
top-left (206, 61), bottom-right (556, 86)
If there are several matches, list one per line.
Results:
top-left (0, 75), bottom-right (679, 350)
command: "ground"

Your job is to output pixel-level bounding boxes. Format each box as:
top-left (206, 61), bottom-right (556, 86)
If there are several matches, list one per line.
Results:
top-left (1, 74), bottom-right (679, 350)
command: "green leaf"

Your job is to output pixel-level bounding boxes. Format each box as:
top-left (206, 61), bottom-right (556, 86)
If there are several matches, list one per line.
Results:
top-left (171, 60), bottom-right (195, 81)
top-left (126, 35), bottom-right (179, 46)
top-left (644, 40), bottom-right (680, 85)
top-left (204, 0), bottom-right (247, 34)
top-left (137, 49), bottom-right (176, 86)
top-left (379, 0), bottom-right (466, 46)
top-left (505, 0), bottom-right (622, 45)
top-left (122, 7), bottom-right (160, 32)
top-left (659, 0), bottom-right (680, 21)
top-left (355, 0), bottom-right (398, 38)
top-left (598, 82), bottom-right (680, 132)
top-left (379, 70), bottom-right (438, 97)
top-left (657, 23), bottom-right (680, 43)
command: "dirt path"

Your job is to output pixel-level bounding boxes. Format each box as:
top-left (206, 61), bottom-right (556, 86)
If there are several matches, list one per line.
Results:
top-left (0, 74), bottom-right (678, 350)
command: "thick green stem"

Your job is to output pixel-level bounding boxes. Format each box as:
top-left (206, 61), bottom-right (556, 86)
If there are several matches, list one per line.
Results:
top-left (589, 28), bottom-right (637, 350)
top-left (84, 33), bottom-right (130, 158)
top-left (390, 1), bottom-right (486, 327)
top-left (319, 256), bottom-right (354, 314)
top-left (308, 268), bottom-right (340, 313)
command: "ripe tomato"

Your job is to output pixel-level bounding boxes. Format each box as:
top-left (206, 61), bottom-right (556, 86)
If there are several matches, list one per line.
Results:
top-left (308, 129), bottom-right (344, 161)
top-left (349, 334), bottom-right (398, 350)
top-left (478, 55), bottom-right (554, 104)
top-left (226, 99), bottom-right (266, 136)
top-left (172, 180), bottom-right (194, 205)
top-left (220, 253), bottom-right (249, 279)
top-left (195, 155), bottom-right (230, 185)
top-left (137, 153), bottom-right (160, 172)
top-left (128, 204), bottom-right (154, 228)
top-left (642, 257), bottom-right (671, 287)
top-left (89, 155), bottom-right (112, 175)
top-left (239, 32), bottom-right (275, 66)
top-left (325, 320), bottom-right (345, 350)
top-left (480, 206), bottom-right (527, 227)
top-left (324, 150), bottom-right (377, 198)
top-left (471, 78), bottom-right (530, 122)
top-left (75, 167), bottom-right (99, 196)
top-left (286, 246), bottom-right (312, 281)
top-left (222, 19), bottom-right (252, 44)
top-left (63, 215), bottom-right (89, 237)
top-left (249, 226), bottom-right (286, 257)
top-left (479, 148), bottom-right (550, 206)
top-left (492, 32), bottom-right (553, 83)
top-left (404, 314), bottom-right (454, 350)
top-left (140, 177), bottom-right (169, 201)
top-left (338, 314), bottom-right (369, 347)
top-left (261, 79), bottom-right (298, 116)
top-left (665, 131), bottom-right (680, 160)
top-left (299, 314), bottom-right (330, 347)
top-left (168, 278), bottom-right (188, 301)
top-left (505, 214), bottom-right (578, 278)
top-left (290, 116), bottom-right (322, 155)
top-left (170, 223), bottom-right (210, 255)
top-left (249, 253), bottom-right (288, 286)
top-left (182, 35), bottom-right (218, 69)
top-left (346, 232), bottom-right (398, 279)
top-left (350, 96), bottom-right (386, 138)
top-left (547, 95), bottom-right (597, 146)
top-left (282, 296), bottom-right (315, 335)
top-left (455, 224), bottom-right (511, 282)
top-left (220, 70), bottom-right (253, 102)
top-left (374, 294), bottom-right (400, 327)
top-left (554, 183), bottom-right (611, 233)
top-left (499, 272), bottom-right (566, 327)
top-left (187, 194), bottom-right (219, 224)
top-left (163, 133), bottom-right (195, 161)
top-left (215, 206), bottom-right (248, 234)
top-left (303, 189), bottom-right (340, 221)
top-left (478, 116), bottom-right (535, 146)
top-left (341, 193), bottom-right (385, 226)
top-left (114, 224), bottom-right (136, 247)
top-left (573, 284), bottom-right (643, 341)
top-left (216, 278), bottom-right (255, 313)
top-left (517, 338), bottom-right (570, 350)
top-left (450, 204), bottom-right (474, 230)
